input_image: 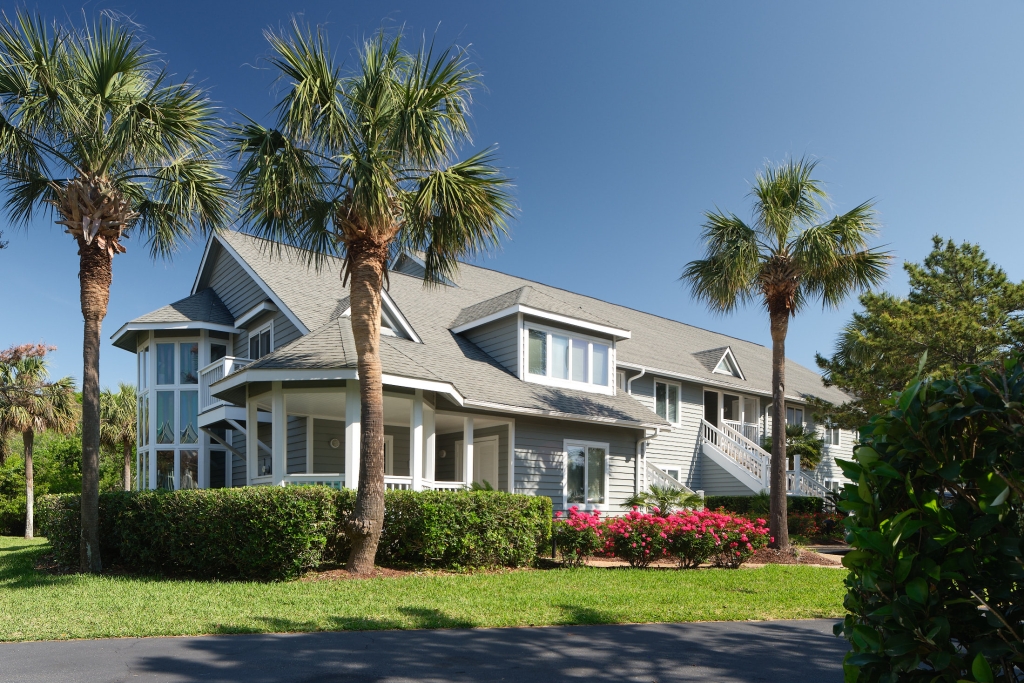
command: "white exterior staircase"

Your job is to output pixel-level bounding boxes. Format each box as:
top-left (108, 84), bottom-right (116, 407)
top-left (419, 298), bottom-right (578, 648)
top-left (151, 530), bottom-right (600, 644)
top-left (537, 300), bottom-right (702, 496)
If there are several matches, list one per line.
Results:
top-left (698, 419), bottom-right (831, 498)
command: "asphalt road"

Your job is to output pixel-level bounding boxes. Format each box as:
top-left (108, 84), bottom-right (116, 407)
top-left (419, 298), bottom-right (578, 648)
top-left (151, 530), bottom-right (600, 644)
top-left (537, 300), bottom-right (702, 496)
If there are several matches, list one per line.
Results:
top-left (1, 619), bottom-right (847, 682)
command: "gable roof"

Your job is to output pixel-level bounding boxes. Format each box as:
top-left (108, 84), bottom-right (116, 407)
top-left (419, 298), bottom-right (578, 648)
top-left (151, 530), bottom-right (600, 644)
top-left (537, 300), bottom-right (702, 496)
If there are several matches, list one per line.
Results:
top-left (196, 230), bottom-right (850, 408)
top-left (451, 285), bottom-right (619, 331)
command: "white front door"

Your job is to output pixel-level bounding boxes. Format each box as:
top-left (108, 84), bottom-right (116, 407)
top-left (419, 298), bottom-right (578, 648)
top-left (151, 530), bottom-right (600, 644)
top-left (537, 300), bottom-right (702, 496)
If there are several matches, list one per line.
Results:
top-left (472, 436), bottom-right (499, 490)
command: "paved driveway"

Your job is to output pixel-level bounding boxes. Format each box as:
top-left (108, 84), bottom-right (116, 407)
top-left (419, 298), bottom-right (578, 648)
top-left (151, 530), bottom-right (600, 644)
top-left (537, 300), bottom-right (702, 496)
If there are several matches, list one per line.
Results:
top-left (1, 619), bottom-right (847, 682)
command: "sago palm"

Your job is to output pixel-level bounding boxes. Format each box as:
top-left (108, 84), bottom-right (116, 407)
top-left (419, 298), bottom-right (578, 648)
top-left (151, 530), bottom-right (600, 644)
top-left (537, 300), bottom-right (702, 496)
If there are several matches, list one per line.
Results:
top-left (0, 12), bottom-right (228, 570)
top-left (100, 383), bottom-right (136, 491)
top-left (231, 22), bottom-right (514, 574)
top-left (0, 351), bottom-right (78, 539)
top-left (682, 158), bottom-right (888, 549)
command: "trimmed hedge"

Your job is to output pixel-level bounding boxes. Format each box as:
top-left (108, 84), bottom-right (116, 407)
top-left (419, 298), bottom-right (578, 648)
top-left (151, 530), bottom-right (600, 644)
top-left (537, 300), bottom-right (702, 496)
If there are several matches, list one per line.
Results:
top-left (704, 495), bottom-right (824, 514)
top-left (837, 356), bottom-right (1024, 682)
top-left (37, 487), bottom-right (552, 580)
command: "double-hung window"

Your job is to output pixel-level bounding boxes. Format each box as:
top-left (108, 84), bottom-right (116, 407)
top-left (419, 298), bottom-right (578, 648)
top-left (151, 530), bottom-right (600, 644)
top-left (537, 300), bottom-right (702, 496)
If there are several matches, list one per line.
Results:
top-left (249, 323), bottom-right (272, 360)
top-left (525, 325), bottom-right (612, 392)
top-left (565, 440), bottom-right (608, 507)
top-left (824, 426), bottom-right (841, 446)
top-left (655, 381), bottom-right (680, 423)
top-left (786, 406), bottom-right (804, 427)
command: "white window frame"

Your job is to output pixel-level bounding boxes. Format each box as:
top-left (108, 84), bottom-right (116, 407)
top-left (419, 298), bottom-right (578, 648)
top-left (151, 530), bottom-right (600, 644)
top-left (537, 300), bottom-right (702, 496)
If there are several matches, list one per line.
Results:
top-left (616, 370), bottom-right (625, 393)
top-left (248, 321), bottom-right (274, 360)
top-left (712, 348), bottom-right (744, 379)
top-left (654, 380), bottom-right (681, 424)
top-left (522, 322), bottom-right (615, 395)
top-left (786, 405), bottom-right (805, 427)
top-left (824, 426), bottom-right (841, 446)
top-left (382, 435), bottom-right (396, 475)
top-left (562, 439), bottom-right (610, 511)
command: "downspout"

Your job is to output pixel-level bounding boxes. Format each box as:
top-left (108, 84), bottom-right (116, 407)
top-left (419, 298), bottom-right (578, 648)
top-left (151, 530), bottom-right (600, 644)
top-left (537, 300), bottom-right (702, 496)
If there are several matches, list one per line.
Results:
top-left (635, 427), bottom-right (660, 494)
top-left (626, 366), bottom-right (645, 394)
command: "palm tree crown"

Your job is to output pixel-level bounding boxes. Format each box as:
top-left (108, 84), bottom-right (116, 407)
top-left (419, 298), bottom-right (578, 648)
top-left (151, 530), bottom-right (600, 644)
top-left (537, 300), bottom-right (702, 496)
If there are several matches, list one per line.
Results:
top-left (0, 10), bottom-right (229, 571)
top-left (682, 158), bottom-right (888, 550)
top-left (682, 158), bottom-right (888, 319)
top-left (100, 383), bottom-right (136, 491)
top-left (231, 22), bottom-right (514, 575)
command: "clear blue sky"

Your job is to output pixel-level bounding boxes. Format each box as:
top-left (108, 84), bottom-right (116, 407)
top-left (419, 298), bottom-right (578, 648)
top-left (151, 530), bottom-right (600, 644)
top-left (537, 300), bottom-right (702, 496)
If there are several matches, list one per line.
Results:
top-left (2, 1), bottom-right (1023, 387)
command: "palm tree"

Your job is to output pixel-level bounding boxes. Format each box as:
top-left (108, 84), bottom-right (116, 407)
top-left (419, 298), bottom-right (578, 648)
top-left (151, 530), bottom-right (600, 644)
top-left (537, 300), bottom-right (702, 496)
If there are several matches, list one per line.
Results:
top-left (0, 352), bottom-right (78, 538)
top-left (0, 12), bottom-right (228, 570)
top-left (100, 383), bottom-right (136, 491)
top-left (682, 158), bottom-right (888, 549)
top-left (231, 22), bottom-right (514, 575)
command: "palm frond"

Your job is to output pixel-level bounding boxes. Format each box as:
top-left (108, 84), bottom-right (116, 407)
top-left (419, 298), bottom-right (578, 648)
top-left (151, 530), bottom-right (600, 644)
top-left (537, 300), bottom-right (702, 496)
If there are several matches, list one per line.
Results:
top-left (681, 211), bottom-right (761, 313)
top-left (751, 157), bottom-right (826, 248)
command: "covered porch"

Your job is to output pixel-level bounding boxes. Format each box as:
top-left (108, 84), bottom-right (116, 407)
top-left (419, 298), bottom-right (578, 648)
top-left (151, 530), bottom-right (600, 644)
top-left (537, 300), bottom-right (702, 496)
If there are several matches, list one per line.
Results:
top-left (206, 375), bottom-right (513, 492)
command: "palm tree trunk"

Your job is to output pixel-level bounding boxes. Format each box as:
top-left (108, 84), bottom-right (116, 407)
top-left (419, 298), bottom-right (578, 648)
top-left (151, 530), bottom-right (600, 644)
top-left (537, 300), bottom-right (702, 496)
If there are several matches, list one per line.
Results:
top-left (123, 441), bottom-right (132, 491)
top-left (769, 310), bottom-right (790, 550)
top-left (24, 428), bottom-right (34, 540)
top-left (345, 240), bottom-right (388, 575)
top-left (78, 240), bottom-right (110, 573)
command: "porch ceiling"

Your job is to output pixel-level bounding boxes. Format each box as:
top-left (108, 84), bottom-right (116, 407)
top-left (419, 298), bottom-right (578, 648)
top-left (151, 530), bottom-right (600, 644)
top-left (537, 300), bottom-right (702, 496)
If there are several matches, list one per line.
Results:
top-left (254, 391), bottom-right (414, 426)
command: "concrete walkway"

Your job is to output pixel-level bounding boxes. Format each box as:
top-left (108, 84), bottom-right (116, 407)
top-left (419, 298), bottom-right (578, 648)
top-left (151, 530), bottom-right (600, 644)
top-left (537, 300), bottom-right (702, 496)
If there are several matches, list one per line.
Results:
top-left (1, 619), bottom-right (847, 683)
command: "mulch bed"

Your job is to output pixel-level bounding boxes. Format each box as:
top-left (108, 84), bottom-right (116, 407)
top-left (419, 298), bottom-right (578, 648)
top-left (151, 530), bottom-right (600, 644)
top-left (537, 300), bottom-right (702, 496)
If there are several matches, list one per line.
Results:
top-left (745, 547), bottom-right (844, 567)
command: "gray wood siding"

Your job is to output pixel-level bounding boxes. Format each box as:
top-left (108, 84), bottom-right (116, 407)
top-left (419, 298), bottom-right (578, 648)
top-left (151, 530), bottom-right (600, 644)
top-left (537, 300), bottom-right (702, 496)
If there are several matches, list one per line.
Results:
top-left (287, 416), bottom-right (306, 474)
top-left (700, 454), bottom-right (760, 495)
top-left (312, 419), bottom-right (345, 473)
top-left (513, 416), bottom-right (639, 513)
top-left (231, 430), bottom-right (246, 486)
top-left (628, 374), bottom-right (703, 490)
top-left (463, 318), bottom-right (518, 375)
top-left (384, 424), bottom-right (410, 476)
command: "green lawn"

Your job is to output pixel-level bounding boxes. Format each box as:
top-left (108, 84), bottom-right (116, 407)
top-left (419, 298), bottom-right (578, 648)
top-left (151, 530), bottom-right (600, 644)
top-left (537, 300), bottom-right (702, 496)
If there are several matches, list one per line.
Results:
top-left (0, 536), bottom-right (847, 642)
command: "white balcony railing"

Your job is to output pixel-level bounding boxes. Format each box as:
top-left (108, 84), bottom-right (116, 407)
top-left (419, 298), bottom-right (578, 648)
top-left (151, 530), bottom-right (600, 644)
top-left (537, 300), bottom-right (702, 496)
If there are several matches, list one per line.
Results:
top-left (425, 480), bottom-right (466, 491)
top-left (385, 475), bottom-right (413, 490)
top-left (722, 419), bottom-right (761, 445)
top-left (282, 473), bottom-right (345, 490)
top-left (199, 356), bottom-right (252, 413)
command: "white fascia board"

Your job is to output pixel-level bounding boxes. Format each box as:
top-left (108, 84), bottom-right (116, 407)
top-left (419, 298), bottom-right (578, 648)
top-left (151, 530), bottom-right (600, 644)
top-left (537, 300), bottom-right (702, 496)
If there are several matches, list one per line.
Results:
top-left (462, 399), bottom-right (670, 431)
top-left (190, 232), bottom-right (218, 295)
top-left (210, 367), bottom-right (463, 405)
top-left (380, 288), bottom-right (422, 343)
top-left (615, 361), bottom-right (813, 404)
top-left (212, 233), bottom-right (311, 335)
top-left (451, 304), bottom-right (631, 340)
top-left (110, 321), bottom-right (242, 344)
top-left (235, 301), bottom-right (279, 328)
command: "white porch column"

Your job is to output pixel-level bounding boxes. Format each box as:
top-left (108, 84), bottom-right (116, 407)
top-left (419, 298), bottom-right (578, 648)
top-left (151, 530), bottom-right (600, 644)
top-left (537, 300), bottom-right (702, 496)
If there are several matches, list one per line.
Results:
top-left (423, 402), bottom-right (435, 483)
top-left (345, 382), bottom-right (361, 490)
top-left (463, 416), bottom-right (474, 485)
top-left (225, 429), bottom-right (233, 487)
top-left (793, 451), bottom-right (801, 495)
top-left (271, 382), bottom-right (286, 485)
top-left (411, 391), bottom-right (423, 491)
top-left (148, 331), bottom-right (157, 489)
top-left (306, 416), bottom-right (315, 474)
top-left (246, 393), bottom-right (258, 485)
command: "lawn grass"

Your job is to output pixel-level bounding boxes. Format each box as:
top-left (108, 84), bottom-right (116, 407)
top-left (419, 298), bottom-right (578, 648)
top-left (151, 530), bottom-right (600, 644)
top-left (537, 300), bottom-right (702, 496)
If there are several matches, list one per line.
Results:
top-left (0, 536), bottom-right (847, 642)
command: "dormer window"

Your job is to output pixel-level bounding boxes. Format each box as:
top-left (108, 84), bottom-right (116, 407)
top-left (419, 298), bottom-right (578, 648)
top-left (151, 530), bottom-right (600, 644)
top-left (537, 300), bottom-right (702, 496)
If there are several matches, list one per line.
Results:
top-left (712, 348), bottom-right (744, 379)
top-left (525, 324), bottom-right (613, 393)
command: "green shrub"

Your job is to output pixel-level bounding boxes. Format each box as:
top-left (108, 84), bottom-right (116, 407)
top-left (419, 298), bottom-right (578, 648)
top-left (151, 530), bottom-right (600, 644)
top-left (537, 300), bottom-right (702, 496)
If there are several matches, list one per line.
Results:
top-left (836, 356), bottom-right (1024, 683)
top-left (37, 487), bottom-right (552, 579)
top-left (704, 494), bottom-right (823, 515)
top-left (552, 506), bottom-right (605, 567)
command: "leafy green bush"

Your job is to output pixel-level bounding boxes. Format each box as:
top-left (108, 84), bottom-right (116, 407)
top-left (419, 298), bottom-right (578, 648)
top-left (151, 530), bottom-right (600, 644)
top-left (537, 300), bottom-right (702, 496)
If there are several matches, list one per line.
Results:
top-left (836, 356), bottom-right (1024, 683)
top-left (552, 506), bottom-right (604, 567)
top-left (37, 487), bottom-right (552, 579)
top-left (704, 494), bottom-right (823, 515)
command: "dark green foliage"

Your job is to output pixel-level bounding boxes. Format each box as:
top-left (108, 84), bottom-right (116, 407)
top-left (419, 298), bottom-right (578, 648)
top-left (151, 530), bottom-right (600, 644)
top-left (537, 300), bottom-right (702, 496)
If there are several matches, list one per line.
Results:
top-left (836, 356), bottom-right (1024, 682)
top-left (704, 495), bottom-right (823, 515)
top-left (761, 424), bottom-right (825, 470)
top-left (815, 236), bottom-right (1024, 428)
top-left (37, 487), bottom-right (552, 580)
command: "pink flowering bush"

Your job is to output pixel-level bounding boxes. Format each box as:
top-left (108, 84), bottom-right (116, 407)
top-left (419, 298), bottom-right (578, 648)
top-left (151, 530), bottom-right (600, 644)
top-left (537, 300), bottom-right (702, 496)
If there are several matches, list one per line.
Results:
top-left (552, 506), bottom-right (604, 567)
top-left (704, 512), bottom-right (770, 569)
top-left (663, 510), bottom-right (722, 568)
top-left (604, 508), bottom-right (671, 568)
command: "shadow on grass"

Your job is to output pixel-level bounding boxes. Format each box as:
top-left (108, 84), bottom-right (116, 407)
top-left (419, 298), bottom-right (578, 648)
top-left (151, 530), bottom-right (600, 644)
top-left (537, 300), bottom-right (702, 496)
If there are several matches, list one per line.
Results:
top-left (553, 604), bottom-right (620, 626)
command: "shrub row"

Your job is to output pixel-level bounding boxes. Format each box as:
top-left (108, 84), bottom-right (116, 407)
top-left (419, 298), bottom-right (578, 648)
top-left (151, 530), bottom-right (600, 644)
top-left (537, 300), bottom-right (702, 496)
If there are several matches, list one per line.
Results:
top-left (37, 487), bottom-right (552, 580)
top-left (787, 510), bottom-right (845, 542)
top-left (553, 506), bottom-right (770, 569)
top-left (704, 494), bottom-right (824, 515)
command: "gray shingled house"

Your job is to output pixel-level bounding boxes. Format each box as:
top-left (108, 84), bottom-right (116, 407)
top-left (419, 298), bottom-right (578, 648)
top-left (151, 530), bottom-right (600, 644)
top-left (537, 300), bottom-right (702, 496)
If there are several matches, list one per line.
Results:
top-left (112, 230), bottom-right (853, 511)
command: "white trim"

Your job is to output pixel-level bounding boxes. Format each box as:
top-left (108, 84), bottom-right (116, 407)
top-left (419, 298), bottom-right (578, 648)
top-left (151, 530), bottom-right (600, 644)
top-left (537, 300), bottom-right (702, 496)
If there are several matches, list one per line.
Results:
top-left (615, 360), bottom-right (817, 404)
top-left (210, 367), bottom-right (465, 406)
top-left (712, 347), bottom-right (746, 380)
top-left (522, 322), bottom-right (615, 395)
top-left (306, 416), bottom-right (315, 473)
top-left (462, 398), bottom-right (669, 430)
top-left (235, 301), bottom-right (279, 328)
top-left (381, 288), bottom-right (422, 343)
top-left (653, 379), bottom-right (682, 425)
top-left (111, 321), bottom-right (241, 345)
top-left (248, 320), bottom-right (274, 360)
top-left (190, 232), bottom-right (218, 296)
top-left (383, 434), bottom-right (396, 476)
top-left (209, 233), bottom-right (310, 335)
top-left (563, 439), bottom-right (611, 511)
top-left (451, 304), bottom-right (631, 340)
top-left (470, 434), bottom-right (499, 489)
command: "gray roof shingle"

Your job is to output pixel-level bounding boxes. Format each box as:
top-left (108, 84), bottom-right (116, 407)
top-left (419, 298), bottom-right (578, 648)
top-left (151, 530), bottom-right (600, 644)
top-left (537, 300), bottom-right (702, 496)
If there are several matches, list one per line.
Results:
top-left (129, 288), bottom-right (234, 327)
top-left (450, 285), bottom-right (619, 330)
